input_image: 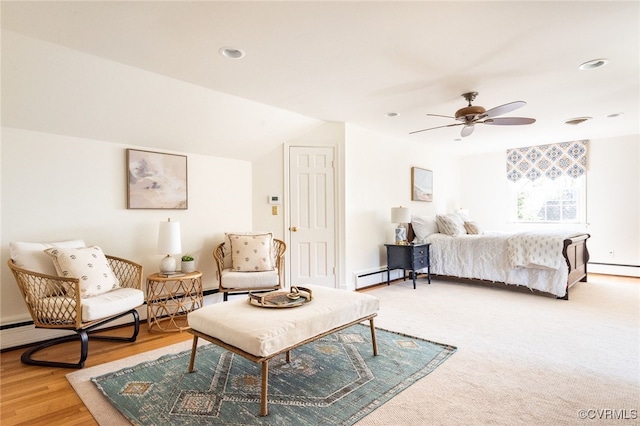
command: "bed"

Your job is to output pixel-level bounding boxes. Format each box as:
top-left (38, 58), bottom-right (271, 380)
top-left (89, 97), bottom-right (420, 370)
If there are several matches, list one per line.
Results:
top-left (409, 215), bottom-right (590, 299)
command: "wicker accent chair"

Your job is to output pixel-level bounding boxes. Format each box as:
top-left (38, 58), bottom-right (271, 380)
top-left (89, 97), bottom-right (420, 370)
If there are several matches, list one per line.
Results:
top-left (7, 254), bottom-right (144, 368)
top-left (213, 236), bottom-right (286, 301)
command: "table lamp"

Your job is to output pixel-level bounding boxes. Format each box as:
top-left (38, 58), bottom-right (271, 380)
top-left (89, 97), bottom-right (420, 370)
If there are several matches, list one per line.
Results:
top-left (391, 206), bottom-right (411, 245)
top-left (158, 218), bottom-right (182, 273)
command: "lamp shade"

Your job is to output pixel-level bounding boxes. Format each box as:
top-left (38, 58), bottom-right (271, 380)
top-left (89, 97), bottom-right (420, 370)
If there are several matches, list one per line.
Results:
top-left (391, 207), bottom-right (411, 224)
top-left (157, 219), bottom-right (182, 255)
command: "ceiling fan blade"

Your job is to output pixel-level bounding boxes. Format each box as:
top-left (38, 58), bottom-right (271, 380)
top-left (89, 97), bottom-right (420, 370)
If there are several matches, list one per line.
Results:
top-left (426, 113), bottom-right (456, 119)
top-left (409, 122), bottom-right (463, 135)
top-left (483, 101), bottom-right (526, 118)
top-left (483, 117), bottom-right (536, 125)
top-left (461, 125), bottom-right (475, 137)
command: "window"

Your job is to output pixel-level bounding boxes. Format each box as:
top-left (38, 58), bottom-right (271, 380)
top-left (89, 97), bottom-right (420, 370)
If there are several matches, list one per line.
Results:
top-left (509, 175), bottom-right (586, 223)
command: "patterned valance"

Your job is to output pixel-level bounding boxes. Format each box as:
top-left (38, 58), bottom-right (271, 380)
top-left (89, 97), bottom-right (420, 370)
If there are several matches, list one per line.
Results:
top-left (506, 140), bottom-right (588, 182)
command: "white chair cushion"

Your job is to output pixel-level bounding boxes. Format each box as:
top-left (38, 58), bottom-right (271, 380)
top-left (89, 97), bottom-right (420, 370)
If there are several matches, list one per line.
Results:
top-left (220, 268), bottom-right (279, 290)
top-left (35, 288), bottom-right (143, 323)
top-left (81, 288), bottom-right (144, 322)
top-left (188, 284), bottom-right (380, 357)
top-left (9, 240), bottom-right (86, 275)
top-left (44, 246), bottom-right (120, 297)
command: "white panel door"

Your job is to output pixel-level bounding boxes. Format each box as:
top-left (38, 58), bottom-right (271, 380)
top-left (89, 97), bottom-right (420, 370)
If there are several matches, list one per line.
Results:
top-left (288, 146), bottom-right (336, 288)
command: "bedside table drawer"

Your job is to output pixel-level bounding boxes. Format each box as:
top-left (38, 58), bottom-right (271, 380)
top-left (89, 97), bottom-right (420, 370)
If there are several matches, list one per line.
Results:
top-left (412, 247), bottom-right (428, 259)
top-left (413, 256), bottom-right (428, 269)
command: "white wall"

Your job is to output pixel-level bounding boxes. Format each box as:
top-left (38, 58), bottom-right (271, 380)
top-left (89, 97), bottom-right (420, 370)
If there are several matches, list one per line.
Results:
top-left (459, 135), bottom-right (640, 276)
top-left (1, 128), bottom-right (252, 327)
top-left (344, 124), bottom-right (461, 287)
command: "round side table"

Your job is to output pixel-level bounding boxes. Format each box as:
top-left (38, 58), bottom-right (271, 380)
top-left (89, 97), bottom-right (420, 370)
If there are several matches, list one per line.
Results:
top-left (146, 271), bottom-right (203, 332)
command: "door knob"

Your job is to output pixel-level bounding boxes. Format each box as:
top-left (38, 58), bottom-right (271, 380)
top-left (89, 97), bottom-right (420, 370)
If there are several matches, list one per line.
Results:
top-left (290, 226), bottom-right (298, 232)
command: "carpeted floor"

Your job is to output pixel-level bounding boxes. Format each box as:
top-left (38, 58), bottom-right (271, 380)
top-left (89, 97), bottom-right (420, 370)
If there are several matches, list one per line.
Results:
top-left (68, 275), bottom-right (640, 425)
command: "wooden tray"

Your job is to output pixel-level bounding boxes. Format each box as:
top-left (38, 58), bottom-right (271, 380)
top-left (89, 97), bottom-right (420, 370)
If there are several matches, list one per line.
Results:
top-left (248, 286), bottom-right (313, 308)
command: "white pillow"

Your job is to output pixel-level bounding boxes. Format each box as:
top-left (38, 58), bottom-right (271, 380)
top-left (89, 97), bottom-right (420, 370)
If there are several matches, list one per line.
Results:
top-left (228, 233), bottom-right (275, 272)
top-left (411, 216), bottom-right (439, 242)
top-left (9, 240), bottom-right (86, 275)
top-left (44, 246), bottom-right (119, 298)
top-left (436, 214), bottom-right (467, 236)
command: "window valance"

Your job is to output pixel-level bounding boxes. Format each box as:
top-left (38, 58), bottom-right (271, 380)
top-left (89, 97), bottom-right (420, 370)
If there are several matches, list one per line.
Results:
top-left (506, 140), bottom-right (588, 182)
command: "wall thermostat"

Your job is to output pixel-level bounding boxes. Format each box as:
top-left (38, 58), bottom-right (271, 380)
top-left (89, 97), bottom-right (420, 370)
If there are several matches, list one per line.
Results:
top-left (268, 195), bottom-right (281, 205)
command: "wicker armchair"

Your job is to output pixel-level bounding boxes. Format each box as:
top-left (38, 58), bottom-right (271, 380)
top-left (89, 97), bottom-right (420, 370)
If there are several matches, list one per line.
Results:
top-left (213, 237), bottom-right (286, 301)
top-left (7, 255), bottom-right (144, 368)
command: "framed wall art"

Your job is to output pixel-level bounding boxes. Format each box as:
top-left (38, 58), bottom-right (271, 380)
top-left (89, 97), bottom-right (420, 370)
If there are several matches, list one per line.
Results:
top-left (411, 167), bottom-right (433, 202)
top-left (127, 149), bottom-right (188, 209)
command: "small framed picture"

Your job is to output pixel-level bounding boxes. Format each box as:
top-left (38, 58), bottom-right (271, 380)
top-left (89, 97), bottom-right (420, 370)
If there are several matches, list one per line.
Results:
top-left (126, 149), bottom-right (188, 209)
top-left (411, 167), bottom-right (433, 202)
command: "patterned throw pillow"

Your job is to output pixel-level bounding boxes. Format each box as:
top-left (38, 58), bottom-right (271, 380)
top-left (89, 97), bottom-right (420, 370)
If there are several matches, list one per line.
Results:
top-left (436, 214), bottom-right (467, 236)
top-left (228, 233), bottom-right (274, 272)
top-left (44, 246), bottom-right (120, 298)
top-left (464, 221), bottom-right (483, 235)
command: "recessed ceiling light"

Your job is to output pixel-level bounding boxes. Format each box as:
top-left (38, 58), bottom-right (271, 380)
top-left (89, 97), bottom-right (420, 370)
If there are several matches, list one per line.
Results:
top-left (607, 112), bottom-right (623, 118)
top-left (218, 47), bottom-right (245, 59)
top-left (564, 117), bottom-right (592, 125)
top-left (385, 112), bottom-right (399, 117)
top-left (578, 58), bottom-right (609, 70)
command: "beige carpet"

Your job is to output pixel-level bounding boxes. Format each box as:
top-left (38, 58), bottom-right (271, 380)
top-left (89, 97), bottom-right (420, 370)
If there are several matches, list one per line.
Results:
top-left (68, 275), bottom-right (640, 425)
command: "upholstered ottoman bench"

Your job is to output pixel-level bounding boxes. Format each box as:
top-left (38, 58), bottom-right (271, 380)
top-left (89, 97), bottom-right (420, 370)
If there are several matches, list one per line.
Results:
top-left (186, 284), bottom-right (380, 416)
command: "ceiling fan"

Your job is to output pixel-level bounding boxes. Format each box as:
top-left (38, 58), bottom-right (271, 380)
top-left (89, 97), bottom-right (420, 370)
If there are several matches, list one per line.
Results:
top-left (410, 92), bottom-right (536, 137)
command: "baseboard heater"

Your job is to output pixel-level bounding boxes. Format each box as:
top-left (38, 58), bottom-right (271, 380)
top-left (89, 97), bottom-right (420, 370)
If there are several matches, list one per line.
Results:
top-left (588, 262), bottom-right (640, 277)
top-left (355, 267), bottom-right (403, 289)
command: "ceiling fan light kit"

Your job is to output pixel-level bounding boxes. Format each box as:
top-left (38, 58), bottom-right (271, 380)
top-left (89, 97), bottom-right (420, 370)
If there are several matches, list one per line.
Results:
top-left (411, 91), bottom-right (536, 137)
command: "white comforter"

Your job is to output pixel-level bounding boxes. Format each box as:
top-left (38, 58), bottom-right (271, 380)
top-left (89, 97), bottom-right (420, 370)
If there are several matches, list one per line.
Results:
top-left (420, 232), bottom-right (577, 297)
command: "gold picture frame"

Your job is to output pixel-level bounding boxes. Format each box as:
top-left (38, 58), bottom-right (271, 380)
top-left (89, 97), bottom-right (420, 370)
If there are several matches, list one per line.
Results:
top-left (411, 167), bottom-right (433, 202)
top-left (126, 149), bottom-right (188, 209)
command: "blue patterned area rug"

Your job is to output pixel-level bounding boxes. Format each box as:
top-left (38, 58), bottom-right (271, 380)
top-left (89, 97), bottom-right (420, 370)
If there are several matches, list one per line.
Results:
top-left (92, 325), bottom-right (456, 425)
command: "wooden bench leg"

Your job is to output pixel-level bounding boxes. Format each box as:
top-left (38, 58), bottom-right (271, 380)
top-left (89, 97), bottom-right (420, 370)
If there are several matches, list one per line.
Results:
top-left (260, 360), bottom-right (269, 416)
top-left (369, 319), bottom-right (378, 356)
top-left (188, 336), bottom-right (199, 372)
top-left (286, 350), bottom-right (291, 363)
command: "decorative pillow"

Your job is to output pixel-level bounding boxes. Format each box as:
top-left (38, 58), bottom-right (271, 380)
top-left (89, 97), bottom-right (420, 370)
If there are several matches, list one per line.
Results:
top-left (44, 246), bottom-right (119, 298)
top-left (464, 221), bottom-right (482, 235)
top-left (228, 233), bottom-right (274, 272)
top-left (436, 214), bottom-right (467, 236)
top-left (9, 240), bottom-right (86, 275)
top-left (411, 216), bottom-right (439, 242)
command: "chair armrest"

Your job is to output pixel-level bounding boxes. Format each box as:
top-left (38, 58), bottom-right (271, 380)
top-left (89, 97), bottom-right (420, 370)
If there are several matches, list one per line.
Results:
top-left (213, 243), bottom-right (225, 274)
top-left (107, 255), bottom-right (143, 290)
top-left (7, 260), bottom-right (83, 328)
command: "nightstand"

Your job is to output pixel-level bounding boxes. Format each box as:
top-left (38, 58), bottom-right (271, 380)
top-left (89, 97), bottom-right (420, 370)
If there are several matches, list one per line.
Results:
top-left (146, 271), bottom-right (203, 332)
top-left (384, 243), bottom-right (431, 289)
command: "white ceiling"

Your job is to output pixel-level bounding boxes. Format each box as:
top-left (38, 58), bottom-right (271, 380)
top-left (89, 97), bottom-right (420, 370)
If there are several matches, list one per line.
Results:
top-left (2, 1), bottom-right (639, 157)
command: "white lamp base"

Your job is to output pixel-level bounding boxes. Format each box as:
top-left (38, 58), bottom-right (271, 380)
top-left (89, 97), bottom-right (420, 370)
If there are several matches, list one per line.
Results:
top-left (160, 255), bottom-right (177, 273)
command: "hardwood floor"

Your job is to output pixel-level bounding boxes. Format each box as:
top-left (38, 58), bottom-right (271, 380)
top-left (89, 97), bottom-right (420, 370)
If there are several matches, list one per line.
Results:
top-left (0, 325), bottom-right (193, 426)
